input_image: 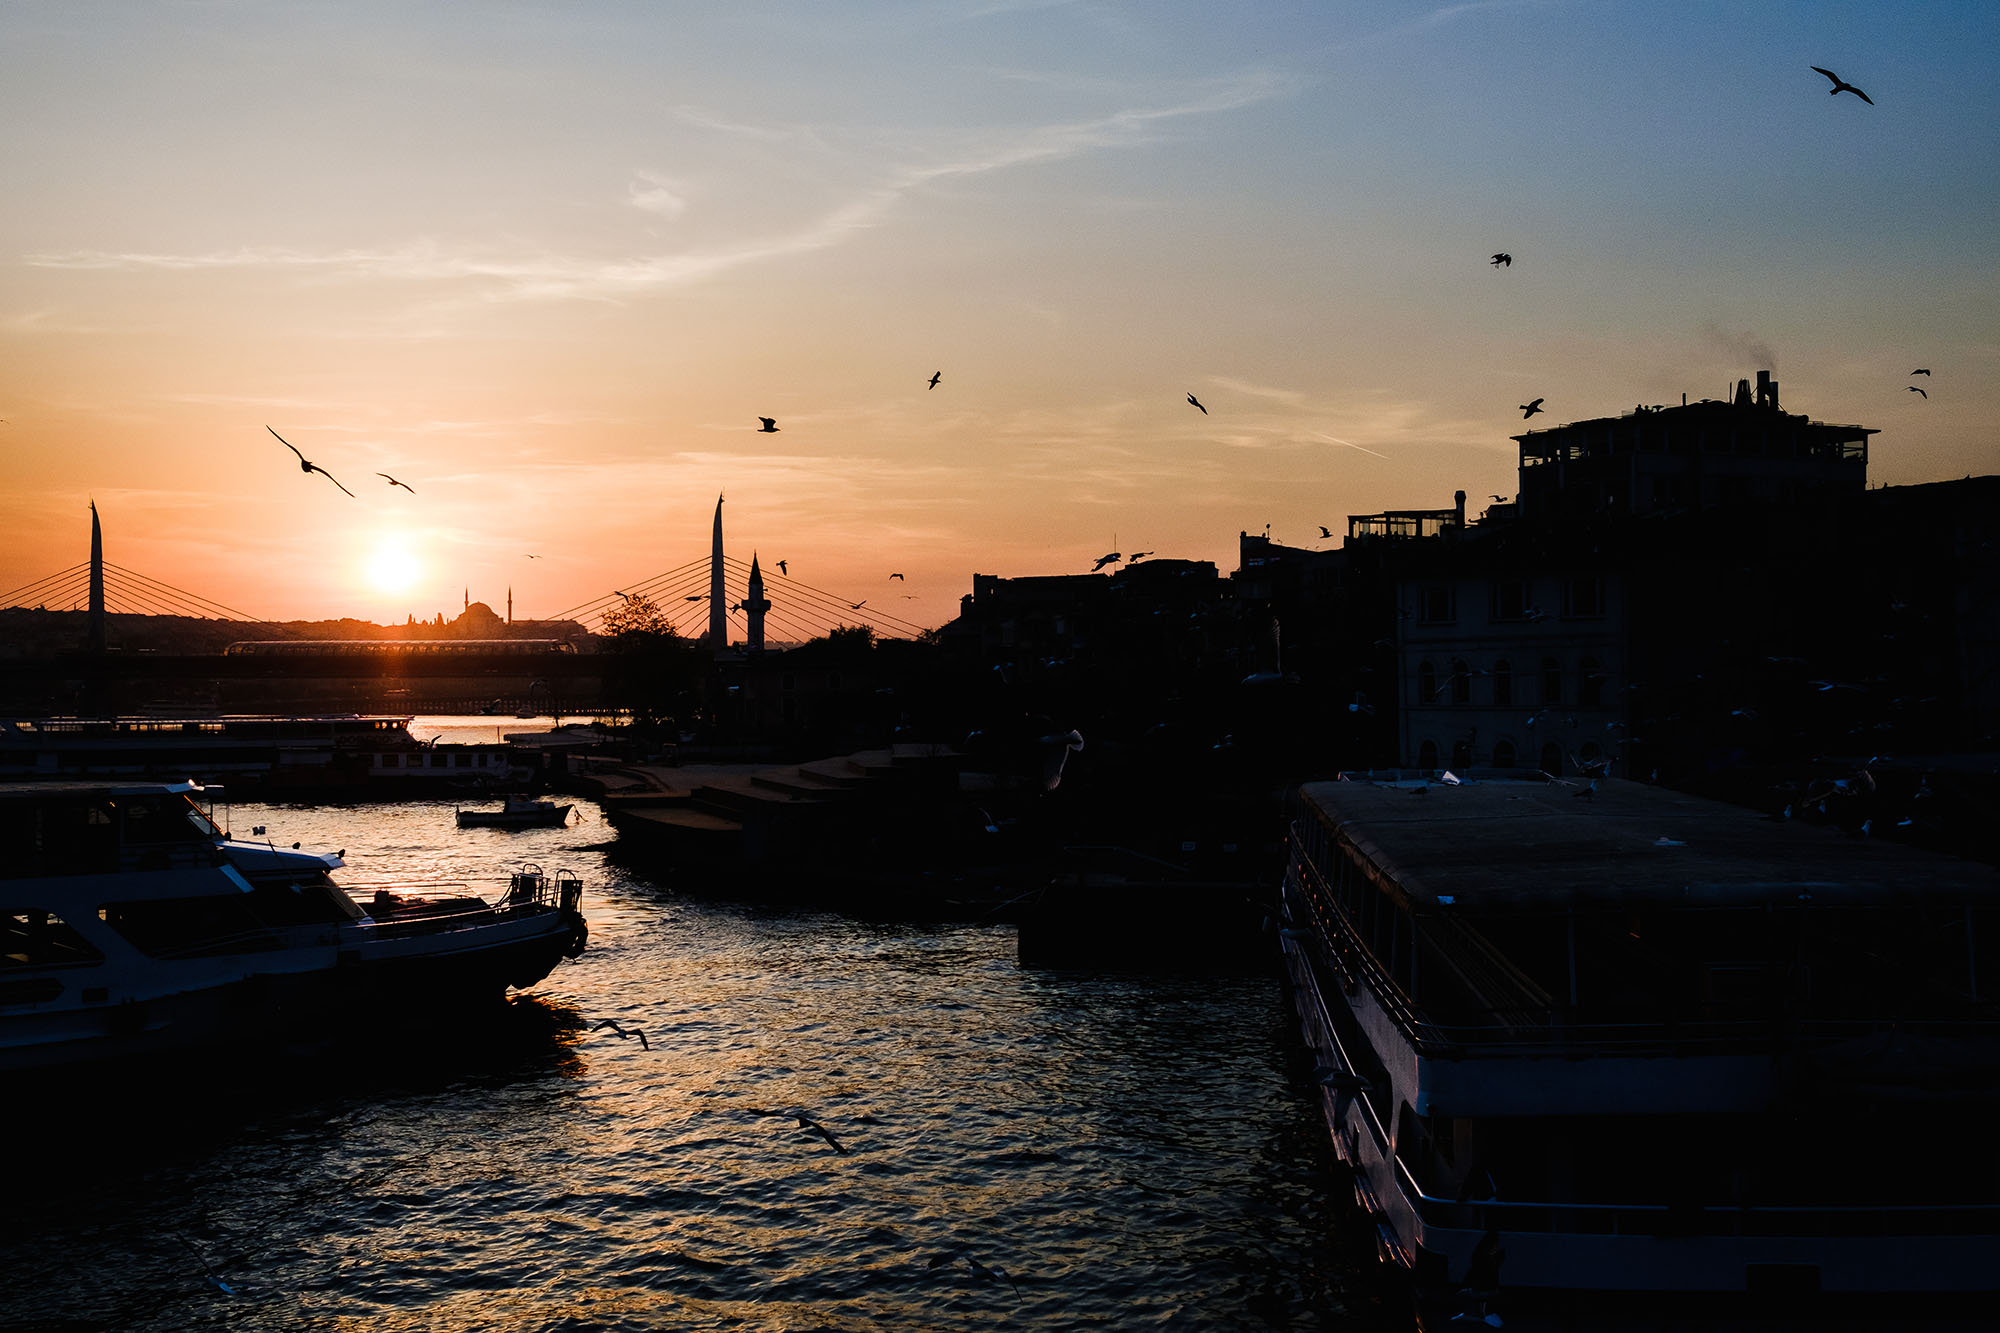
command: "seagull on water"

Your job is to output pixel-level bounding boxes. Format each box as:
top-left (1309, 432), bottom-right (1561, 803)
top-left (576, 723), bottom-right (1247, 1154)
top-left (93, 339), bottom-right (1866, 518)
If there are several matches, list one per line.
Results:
top-left (1490, 252), bottom-right (1511, 267)
top-left (927, 371), bottom-right (941, 389)
top-left (1186, 392), bottom-right (1207, 414)
top-left (758, 417), bottom-right (780, 432)
top-left (376, 473), bottom-right (415, 493)
top-left (1811, 66), bottom-right (1873, 104)
top-left (268, 427), bottom-right (354, 497)
top-left (1519, 398), bottom-right (1545, 419)
top-left (594, 1018), bottom-right (649, 1050)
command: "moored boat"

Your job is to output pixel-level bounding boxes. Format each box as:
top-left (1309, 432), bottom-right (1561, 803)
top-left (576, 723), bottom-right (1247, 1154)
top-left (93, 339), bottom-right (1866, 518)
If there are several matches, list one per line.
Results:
top-left (1279, 774), bottom-right (1999, 1327)
top-left (456, 795), bottom-right (573, 828)
top-left (0, 780), bottom-right (588, 1073)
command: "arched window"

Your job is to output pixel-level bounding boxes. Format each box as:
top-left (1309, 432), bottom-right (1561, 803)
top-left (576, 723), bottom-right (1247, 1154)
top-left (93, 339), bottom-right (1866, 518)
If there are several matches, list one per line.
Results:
top-left (1452, 739), bottom-right (1473, 770)
top-left (1579, 656), bottom-right (1603, 707)
top-left (1493, 740), bottom-right (1516, 768)
top-left (1540, 741), bottom-right (1562, 775)
top-left (1541, 656), bottom-right (1562, 705)
top-left (1418, 660), bottom-right (1437, 704)
top-left (1450, 658), bottom-right (1471, 704)
top-left (1493, 660), bottom-right (1512, 706)
top-left (1418, 739), bottom-right (1439, 770)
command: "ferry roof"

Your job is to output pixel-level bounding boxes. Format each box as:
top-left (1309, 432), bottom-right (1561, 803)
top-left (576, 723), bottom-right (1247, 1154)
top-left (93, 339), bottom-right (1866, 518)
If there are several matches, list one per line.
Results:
top-left (1301, 776), bottom-right (1999, 910)
top-left (0, 779), bottom-right (200, 799)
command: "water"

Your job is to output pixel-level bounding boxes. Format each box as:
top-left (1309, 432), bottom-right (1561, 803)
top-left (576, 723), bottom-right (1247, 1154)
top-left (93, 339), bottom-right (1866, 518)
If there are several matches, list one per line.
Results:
top-left (1, 764), bottom-right (1399, 1329)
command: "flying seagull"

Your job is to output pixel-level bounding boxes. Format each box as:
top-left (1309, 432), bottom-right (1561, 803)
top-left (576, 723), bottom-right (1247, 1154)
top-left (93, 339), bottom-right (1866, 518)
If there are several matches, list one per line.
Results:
top-left (890, 572), bottom-right (904, 580)
top-left (1319, 525), bottom-right (1332, 538)
top-left (1908, 385), bottom-right (1927, 398)
top-left (927, 371), bottom-right (941, 389)
top-left (525, 553), bottom-right (543, 559)
top-left (1811, 66), bottom-right (1873, 104)
top-left (1519, 398), bottom-right (1545, 419)
top-left (850, 600), bottom-right (867, 610)
top-left (594, 1017), bottom-right (649, 1050)
top-left (758, 417), bottom-right (779, 432)
top-left (1127, 550), bottom-right (1152, 561)
top-left (796, 1112), bottom-right (848, 1154)
top-left (1186, 392), bottom-right (1207, 415)
top-left (268, 427), bottom-right (354, 497)
top-left (376, 473), bottom-right (415, 494)
top-left (776, 560), bottom-right (788, 575)
top-left (1091, 552), bottom-right (1122, 571)
top-left (1491, 252), bottom-right (1512, 267)
top-left (1912, 368), bottom-right (1931, 375)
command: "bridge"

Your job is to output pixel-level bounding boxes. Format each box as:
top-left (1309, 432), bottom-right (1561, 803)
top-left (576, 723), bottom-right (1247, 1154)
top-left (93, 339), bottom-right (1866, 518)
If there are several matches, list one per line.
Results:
top-left (0, 500), bottom-right (934, 714)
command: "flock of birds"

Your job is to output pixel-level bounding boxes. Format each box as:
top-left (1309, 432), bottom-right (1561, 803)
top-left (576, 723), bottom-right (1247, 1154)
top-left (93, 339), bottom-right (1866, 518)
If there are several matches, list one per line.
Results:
top-left (262, 68), bottom-right (1926, 592)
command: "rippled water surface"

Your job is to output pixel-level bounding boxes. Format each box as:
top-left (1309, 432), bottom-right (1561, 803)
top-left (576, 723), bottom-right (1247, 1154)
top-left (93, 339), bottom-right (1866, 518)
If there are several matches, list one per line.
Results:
top-left (2, 783), bottom-right (1399, 1330)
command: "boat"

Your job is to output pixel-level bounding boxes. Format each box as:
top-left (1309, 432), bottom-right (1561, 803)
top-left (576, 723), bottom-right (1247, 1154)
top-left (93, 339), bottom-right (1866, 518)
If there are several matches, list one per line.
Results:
top-left (456, 795), bottom-right (573, 829)
top-left (1278, 773), bottom-right (1999, 1328)
top-left (0, 780), bottom-right (588, 1073)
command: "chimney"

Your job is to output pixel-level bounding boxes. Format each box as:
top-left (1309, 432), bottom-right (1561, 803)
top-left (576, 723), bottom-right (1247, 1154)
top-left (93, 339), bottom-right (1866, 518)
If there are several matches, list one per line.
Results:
top-left (1454, 489), bottom-right (1466, 530)
top-left (1755, 370), bottom-right (1779, 412)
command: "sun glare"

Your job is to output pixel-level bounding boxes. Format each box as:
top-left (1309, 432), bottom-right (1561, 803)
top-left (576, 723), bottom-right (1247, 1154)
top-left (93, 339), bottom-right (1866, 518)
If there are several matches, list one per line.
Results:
top-left (367, 543), bottom-right (422, 595)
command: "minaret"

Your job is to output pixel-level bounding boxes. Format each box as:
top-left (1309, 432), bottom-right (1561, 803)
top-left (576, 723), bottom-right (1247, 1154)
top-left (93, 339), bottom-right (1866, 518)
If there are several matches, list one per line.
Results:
top-left (708, 493), bottom-right (727, 652)
top-left (743, 553), bottom-right (772, 654)
top-left (507, 586), bottom-right (513, 625)
top-left (87, 501), bottom-right (106, 655)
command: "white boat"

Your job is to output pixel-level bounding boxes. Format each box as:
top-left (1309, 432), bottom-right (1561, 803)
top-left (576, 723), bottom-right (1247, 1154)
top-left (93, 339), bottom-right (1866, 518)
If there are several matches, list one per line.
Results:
top-left (456, 795), bottom-right (573, 828)
top-left (1279, 774), bottom-right (2000, 1327)
top-left (0, 780), bottom-right (588, 1073)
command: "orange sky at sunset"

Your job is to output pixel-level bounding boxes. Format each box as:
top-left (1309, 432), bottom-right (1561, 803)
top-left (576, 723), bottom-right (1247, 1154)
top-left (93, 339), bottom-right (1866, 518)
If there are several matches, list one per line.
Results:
top-left (3, 2), bottom-right (1994, 632)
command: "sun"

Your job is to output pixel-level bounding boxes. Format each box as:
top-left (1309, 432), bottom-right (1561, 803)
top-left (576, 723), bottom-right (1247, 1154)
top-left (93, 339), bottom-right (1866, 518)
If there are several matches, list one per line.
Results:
top-left (366, 542), bottom-right (422, 595)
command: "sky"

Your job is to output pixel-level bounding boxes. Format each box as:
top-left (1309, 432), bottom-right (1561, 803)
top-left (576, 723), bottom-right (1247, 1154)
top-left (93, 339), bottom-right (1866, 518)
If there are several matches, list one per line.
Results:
top-left (2, 0), bottom-right (1995, 633)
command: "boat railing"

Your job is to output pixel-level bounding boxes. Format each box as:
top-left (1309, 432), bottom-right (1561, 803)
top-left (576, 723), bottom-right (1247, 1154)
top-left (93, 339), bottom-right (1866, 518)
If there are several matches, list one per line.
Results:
top-left (1286, 843), bottom-right (2000, 1056)
top-left (497, 863), bottom-right (583, 914)
top-left (1387, 1146), bottom-right (2000, 1238)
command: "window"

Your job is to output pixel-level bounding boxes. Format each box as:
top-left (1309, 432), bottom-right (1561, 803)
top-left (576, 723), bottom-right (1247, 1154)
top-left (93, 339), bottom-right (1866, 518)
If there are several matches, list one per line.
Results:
top-left (1493, 740), bottom-right (1516, 768)
top-left (1418, 661), bottom-right (1437, 703)
top-left (1491, 579), bottom-right (1529, 622)
top-left (1541, 657), bottom-right (1562, 705)
top-left (1579, 656), bottom-right (1604, 707)
top-left (0, 910), bottom-right (102, 969)
top-left (1562, 575), bottom-right (1605, 618)
top-left (453, 753), bottom-right (469, 769)
top-left (1450, 659), bottom-right (1471, 704)
top-left (1420, 585), bottom-right (1455, 624)
top-left (1493, 660), bottom-right (1512, 706)
top-left (382, 754), bottom-right (401, 769)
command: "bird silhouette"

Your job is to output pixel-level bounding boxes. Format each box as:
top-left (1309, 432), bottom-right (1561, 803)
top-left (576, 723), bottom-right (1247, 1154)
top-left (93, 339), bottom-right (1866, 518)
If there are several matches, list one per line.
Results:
top-left (1318, 525), bottom-right (1332, 538)
top-left (1186, 393), bottom-right (1207, 414)
top-left (927, 371), bottom-right (941, 389)
top-left (1490, 494), bottom-right (1507, 502)
top-left (1811, 66), bottom-right (1873, 104)
top-left (890, 572), bottom-right (904, 580)
top-left (1091, 552), bottom-right (1122, 571)
top-left (1127, 550), bottom-right (1153, 561)
top-left (1490, 252), bottom-right (1511, 267)
top-left (1909, 385), bottom-right (1927, 398)
top-left (1912, 368), bottom-right (1931, 376)
top-left (1519, 398), bottom-right (1545, 419)
top-left (594, 1018), bottom-right (649, 1050)
top-left (758, 417), bottom-right (779, 432)
top-left (268, 427), bottom-right (354, 497)
top-left (850, 600), bottom-right (866, 610)
top-left (524, 553), bottom-right (543, 559)
top-left (797, 1113), bottom-right (847, 1153)
top-left (776, 560), bottom-right (788, 575)
top-left (376, 473), bottom-right (415, 493)
top-left (684, 595), bottom-right (704, 602)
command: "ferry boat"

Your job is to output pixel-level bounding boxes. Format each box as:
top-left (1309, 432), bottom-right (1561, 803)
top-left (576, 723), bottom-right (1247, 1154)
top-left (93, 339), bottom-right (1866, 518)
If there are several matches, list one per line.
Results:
top-left (0, 715), bottom-right (530, 793)
top-left (1279, 773), bottom-right (1999, 1327)
top-left (0, 780), bottom-right (588, 1073)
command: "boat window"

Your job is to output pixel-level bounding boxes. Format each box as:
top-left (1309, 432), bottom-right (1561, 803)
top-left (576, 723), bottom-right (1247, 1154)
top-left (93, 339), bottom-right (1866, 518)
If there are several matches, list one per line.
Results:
top-left (122, 796), bottom-right (211, 845)
top-left (98, 896), bottom-right (278, 958)
top-left (1, 910), bottom-right (103, 969)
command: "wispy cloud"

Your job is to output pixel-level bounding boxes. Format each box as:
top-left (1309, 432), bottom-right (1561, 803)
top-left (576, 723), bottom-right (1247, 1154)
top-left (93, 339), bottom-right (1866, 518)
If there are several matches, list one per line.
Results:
top-left (24, 72), bottom-right (1290, 309)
